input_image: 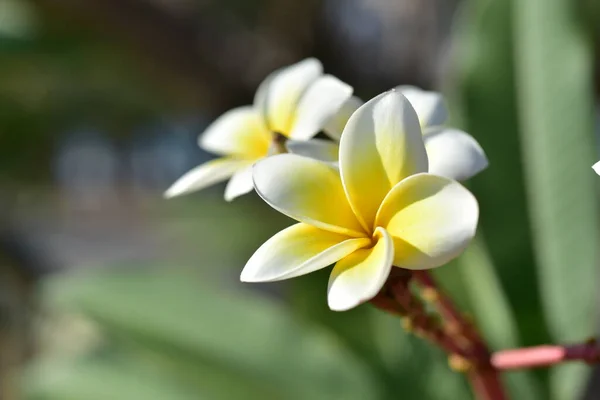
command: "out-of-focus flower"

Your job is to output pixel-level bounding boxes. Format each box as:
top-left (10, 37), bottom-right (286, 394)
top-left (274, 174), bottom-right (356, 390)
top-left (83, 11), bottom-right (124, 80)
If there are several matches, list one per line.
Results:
top-left (165, 58), bottom-right (352, 201)
top-left (593, 161), bottom-right (600, 175)
top-left (287, 86), bottom-right (488, 182)
top-left (242, 91), bottom-right (478, 311)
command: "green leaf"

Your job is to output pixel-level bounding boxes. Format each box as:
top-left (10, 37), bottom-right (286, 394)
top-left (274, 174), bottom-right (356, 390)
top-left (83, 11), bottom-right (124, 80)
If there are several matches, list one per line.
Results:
top-left (453, 237), bottom-right (544, 399)
top-left (512, 0), bottom-right (599, 398)
top-left (39, 268), bottom-right (378, 400)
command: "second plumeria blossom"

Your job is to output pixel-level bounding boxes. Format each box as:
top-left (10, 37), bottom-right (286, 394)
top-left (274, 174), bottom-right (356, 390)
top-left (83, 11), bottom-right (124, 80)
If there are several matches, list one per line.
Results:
top-left (165, 58), bottom-right (352, 201)
top-left (593, 161), bottom-right (600, 175)
top-left (241, 90), bottom-right (479, 311)
top-left (287, 86), bottom-right (488, 182)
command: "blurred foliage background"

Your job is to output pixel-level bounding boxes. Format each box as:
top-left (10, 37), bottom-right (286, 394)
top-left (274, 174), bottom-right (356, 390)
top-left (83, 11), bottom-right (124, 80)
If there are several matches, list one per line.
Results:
top-left (0, 0), bottom-right (599, 399)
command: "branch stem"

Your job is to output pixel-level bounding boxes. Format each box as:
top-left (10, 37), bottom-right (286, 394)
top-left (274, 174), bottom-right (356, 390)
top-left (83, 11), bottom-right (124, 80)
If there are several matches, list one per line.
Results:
top-left (491, 342), bottom-right (600, 370)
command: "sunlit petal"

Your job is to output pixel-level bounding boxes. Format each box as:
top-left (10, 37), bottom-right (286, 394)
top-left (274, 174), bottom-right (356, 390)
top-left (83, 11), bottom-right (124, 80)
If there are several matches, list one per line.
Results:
top-left (593, 161), bottom-right (600, 175)
top-left (289, 75), bottom-right (353, 140)
top-left (327, 227), bottom-right (394, 311)
top-left (339, 90), bottom-right (428, 230)
top-left (255, 58), bottom-right (323, 134)
top-left (396, 85), bottom-right (448, 128)
top-left (286, 139), bottom-right (340, 163)
top-left (253, 154), bottom-right (365, 237)
top-left (424, 127), bottom-right (488, 181)
top-left (323, 96), bottom-right (364, 141)
top-left (375, 173), bottom-right (478, 269)
top-left (224, 163), bottom-right (255, 201)
top-left (164, 158), bottom-right (250, 198)
top-left (241, 223), bottom-right (370, 282)
top-left (199, 107), bottom-right (271, 158)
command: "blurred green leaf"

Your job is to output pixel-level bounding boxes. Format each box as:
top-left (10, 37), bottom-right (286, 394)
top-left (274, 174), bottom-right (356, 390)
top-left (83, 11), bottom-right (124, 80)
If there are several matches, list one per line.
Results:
top-left (32, 268), bottom-right (378, 400)
top-left (454, 237), bottom-right (544, 399)
top-left (512, 0), bottom-right (599, 398)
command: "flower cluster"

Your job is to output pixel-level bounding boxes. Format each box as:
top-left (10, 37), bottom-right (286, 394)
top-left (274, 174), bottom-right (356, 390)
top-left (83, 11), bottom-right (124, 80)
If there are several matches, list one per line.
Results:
top-left (166, 58), bottom-right (492, 311)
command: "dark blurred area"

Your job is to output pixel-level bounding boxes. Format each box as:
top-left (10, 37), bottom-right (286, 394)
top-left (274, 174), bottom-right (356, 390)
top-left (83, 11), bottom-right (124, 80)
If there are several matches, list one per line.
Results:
top-left (1, 0), bottom-right (599, 399)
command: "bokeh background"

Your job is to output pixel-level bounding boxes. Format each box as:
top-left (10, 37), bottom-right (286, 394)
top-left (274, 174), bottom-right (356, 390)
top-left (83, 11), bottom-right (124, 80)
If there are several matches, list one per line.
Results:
top-left (1, 0), bottom-right (600, 399)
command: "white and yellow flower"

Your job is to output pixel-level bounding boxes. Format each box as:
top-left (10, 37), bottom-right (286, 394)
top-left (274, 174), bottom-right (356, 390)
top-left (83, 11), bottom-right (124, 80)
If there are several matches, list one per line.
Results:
top-left (593, 161), bottom-right (600, 175)
top-left (287, 86), bottom-right (488, 182)
top-left (165, 58), bottom-right (352, 201)
top-left (241, 90), bottom-right (479, 311)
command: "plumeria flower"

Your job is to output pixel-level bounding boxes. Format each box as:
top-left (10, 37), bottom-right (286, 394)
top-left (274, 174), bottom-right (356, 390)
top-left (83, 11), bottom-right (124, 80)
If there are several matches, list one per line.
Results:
top-left (241, 90), bottom-right (479, 311)
top-left (165, 58), bottom-right (352, 201)
top-left (287, 86), bottom-right (488, 182)
top-left (593, 161), bottom-right (600, 175)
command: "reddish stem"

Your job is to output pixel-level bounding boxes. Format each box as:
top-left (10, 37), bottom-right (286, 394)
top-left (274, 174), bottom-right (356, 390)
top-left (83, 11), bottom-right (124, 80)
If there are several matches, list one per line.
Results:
top-left (492, 342), bottom-right (600, 370)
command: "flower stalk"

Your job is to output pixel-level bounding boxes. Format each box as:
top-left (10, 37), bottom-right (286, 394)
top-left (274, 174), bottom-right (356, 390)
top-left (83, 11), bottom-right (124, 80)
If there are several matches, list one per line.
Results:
top-left (371, 269), bottom-right (507, 400)
top-left (491, 341), bottom-right (600, 370)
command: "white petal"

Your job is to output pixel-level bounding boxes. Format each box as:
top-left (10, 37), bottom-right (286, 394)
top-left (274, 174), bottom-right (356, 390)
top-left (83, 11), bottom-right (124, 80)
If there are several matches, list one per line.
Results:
top-left (288, 75), bottom-right (353, 140)
top-left (593, 161), bottom-right (600, 175)
top-left (375, 173), bottom-right (478, 269)
top-left (424, 127), bottom-right (489, 181)
top-left (396, 85), bottom-right (448, 128)
top-left (253, 154), bottom-right (365, 237)
top-left (327, 227), bottom-right (394, 311)
top-left (164, 158), bottom-right (250, 198)
top-left (199, 107), bottom-right (270, 158)
top-left (224, 164), bottom-right (255, 201)
top-left (323, 96), bottom-right (364, 141)
top-left (241, 223), bottom-right (370, 282)
top-left (286, 139), bottom-right (340, 163)
top-left (255, 58), bottom-right (323, 134)
top-left (339, 90), bottom-right (428, 230)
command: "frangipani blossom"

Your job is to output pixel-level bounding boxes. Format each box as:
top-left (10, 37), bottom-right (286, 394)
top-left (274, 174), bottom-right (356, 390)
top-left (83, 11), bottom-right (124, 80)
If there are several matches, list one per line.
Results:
top-left (242, 91), bottom-right (479, 311)
top-left (165, 58), bottom-right (352, 201)
top-left (593, 161), bottom-right (600, 175)
top-left (287, 86), bottom-right (488, 182)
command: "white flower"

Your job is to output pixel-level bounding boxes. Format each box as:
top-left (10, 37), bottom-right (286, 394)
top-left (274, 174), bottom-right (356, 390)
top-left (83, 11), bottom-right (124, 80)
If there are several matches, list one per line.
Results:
top-left (165, 58), bottom-right (352, 201)
top-left (241, 91), bottom-right (478, 311)
top-left (287, 86), bottom-right (488, 182)
top-left (593, 161), bottom-right (600, 175)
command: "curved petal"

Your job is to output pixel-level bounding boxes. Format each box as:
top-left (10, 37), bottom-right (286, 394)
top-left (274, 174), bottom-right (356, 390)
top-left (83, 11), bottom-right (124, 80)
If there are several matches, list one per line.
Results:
top-left (424, 127), bottom-right (489, 181)
top-left (224, 163), bottom-right (255, 201)
top-left (396, 85), bottom-right (448, 128)
top-left (286, 139), bottom-right (340, 163)
top-left (164, 158), bottom-right (250, 198)
top-left (241, 223), bottom-right (370, 282)
top-left (199, 107), bottom-right (271, 158)
top-left (375, 173), bottom-right (478, 270)
top-left (339, 90), bottom-right (428, 230)
top-left (323, 96), bottom-right (364, 141)
top-left (253, 154), bottom-right (365, 237)
top-left (593, 161), bottom-right (600, 175)
top-left (255, 58), bottom-right (323, 134)
top-left (327, 227), bottom-right (394, 311)
top-left (288, 75), bottom-right (353, 140)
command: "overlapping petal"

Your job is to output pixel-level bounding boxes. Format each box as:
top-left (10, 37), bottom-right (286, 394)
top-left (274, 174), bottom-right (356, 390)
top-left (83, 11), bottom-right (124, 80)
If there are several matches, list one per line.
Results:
top-left (424, 127), bottom-right (488, 181)
top-left (375, 173), bottom-right (478, 269)
top-left (164, 158), bottom-right (251, 199)
top-left (397, 85), bottom-right (448, 128)
top-left (199, 107), bottom-right (271, 158)
top-left (327, 227), bottom-right (394, 311)
top-left (286, 139), bottom-right (339, 163)
top-left (323, 96), bottom-right (364, 141)
top-left (254, 58), bottom-right (323, 134)
top-left (288, 75), bottom-right (353, 140)
top-left (593, 161), bottom-right (600, 175)
top-left (339, 90), bottom-right (428, 230)
top-left (224, 164), bottom-right (255, 201)
top-left (253, 154), bottom-right (365, 237)
top-left (241, 223), bottom-right (370, 283)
